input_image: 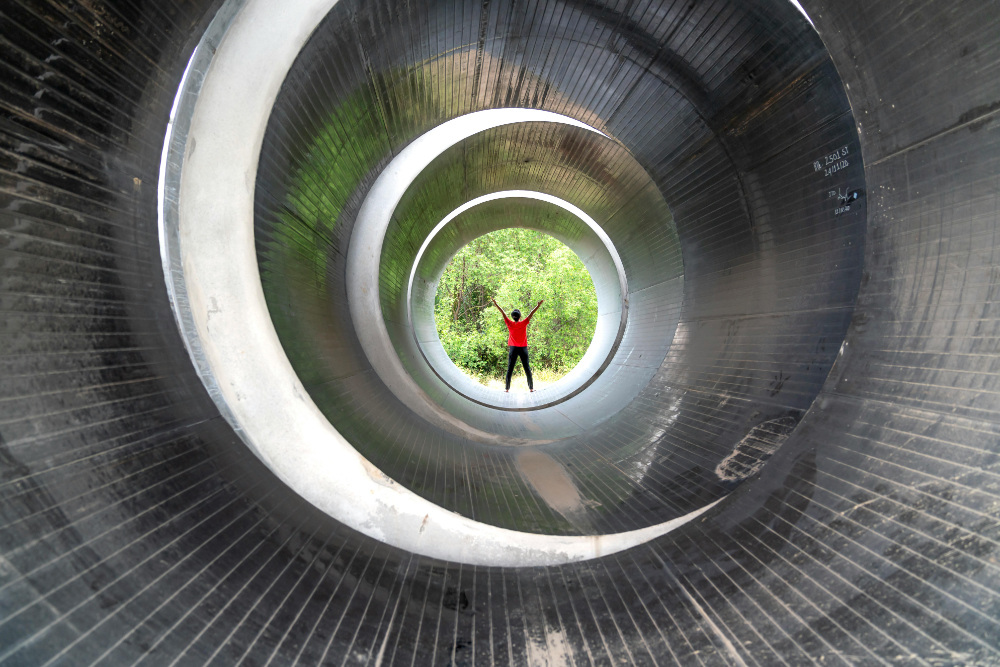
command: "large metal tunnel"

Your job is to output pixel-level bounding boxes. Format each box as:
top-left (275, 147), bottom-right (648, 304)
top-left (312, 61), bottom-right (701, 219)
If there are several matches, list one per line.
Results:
top-left (2, 0), bottom-right (999, 663)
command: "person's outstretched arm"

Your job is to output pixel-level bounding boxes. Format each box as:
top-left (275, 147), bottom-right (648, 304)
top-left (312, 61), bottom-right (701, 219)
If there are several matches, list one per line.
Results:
top-left (491, 297), bottom-right (508, 320)
top-left (526, 299), bottom-right (544, 320)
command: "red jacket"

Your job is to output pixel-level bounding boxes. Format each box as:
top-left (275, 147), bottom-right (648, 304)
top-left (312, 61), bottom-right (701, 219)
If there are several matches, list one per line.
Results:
top-left (504, 314), bottom-right (532, 347)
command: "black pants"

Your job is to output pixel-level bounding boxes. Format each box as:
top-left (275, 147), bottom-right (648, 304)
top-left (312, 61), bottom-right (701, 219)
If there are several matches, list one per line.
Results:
top-left (505, 346), bottom-right (533, 390)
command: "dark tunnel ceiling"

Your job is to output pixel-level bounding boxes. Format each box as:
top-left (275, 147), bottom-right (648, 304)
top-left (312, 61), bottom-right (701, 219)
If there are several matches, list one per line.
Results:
top-left (3, 0), bottom-right (1000, 663)
top-left (253, 0), bottom-right (866, 536)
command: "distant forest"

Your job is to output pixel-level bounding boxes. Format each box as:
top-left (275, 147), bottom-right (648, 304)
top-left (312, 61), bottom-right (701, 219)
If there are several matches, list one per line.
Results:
top-left (434, 229), bottom-right (598, 383)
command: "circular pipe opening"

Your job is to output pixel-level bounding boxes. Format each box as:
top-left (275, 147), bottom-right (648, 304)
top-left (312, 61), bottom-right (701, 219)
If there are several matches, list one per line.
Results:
top-left (409, 191), bottom-right (626, 411)
top-left (162, 0), bottom-right (864, 557)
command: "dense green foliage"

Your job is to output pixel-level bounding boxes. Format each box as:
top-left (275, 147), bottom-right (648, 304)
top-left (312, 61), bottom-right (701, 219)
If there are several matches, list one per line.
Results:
top-left (435, 229), bottom-right (598, 382)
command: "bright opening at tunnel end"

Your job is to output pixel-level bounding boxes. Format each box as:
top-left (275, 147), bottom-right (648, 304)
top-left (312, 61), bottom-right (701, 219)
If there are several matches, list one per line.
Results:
top-left (433, 228), bottom-right (599, 390)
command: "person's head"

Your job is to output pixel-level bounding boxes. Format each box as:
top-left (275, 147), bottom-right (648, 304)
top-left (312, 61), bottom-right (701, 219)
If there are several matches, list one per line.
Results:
top-left (511, 309), bottom-right (521, 321)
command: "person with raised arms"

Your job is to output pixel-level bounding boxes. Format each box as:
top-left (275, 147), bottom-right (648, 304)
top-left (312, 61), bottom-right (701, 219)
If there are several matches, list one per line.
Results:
top-left (491, 297), bottom-right (544, 392)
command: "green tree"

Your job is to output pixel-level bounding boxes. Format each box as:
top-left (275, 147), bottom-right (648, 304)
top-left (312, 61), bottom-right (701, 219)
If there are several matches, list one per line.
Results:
top-left (434, 229), bottom-right (598, 383)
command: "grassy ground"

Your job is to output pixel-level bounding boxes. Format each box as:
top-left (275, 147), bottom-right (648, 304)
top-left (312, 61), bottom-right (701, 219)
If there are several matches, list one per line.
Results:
top-left (459, 367), bottom-right (565, 392)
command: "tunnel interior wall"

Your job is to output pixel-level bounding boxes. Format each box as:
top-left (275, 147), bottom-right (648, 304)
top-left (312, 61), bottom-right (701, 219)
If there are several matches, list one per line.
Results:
top-left (253, 0), bottom-right (866, 536)
top-left (1, 0), bottom-right (999, 664)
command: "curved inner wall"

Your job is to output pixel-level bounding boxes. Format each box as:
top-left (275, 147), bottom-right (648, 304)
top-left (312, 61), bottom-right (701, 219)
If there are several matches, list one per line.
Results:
top-left (251, 0), bottom-right (865, 537)
top-left (383, 127), bottom-right (669, 420)
top-left (406, 193), bottom-right (627, 411)
top-left (3, 0), bottom-right (1000, 663)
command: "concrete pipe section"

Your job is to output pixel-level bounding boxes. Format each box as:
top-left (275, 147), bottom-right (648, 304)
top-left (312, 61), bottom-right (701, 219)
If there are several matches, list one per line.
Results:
top-left (2, 0), bottom-right (999, 663)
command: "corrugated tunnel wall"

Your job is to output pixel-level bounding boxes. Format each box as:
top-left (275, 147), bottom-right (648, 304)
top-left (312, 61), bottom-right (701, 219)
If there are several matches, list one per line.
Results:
top-left (2, 0), bottom-right (1000, 663)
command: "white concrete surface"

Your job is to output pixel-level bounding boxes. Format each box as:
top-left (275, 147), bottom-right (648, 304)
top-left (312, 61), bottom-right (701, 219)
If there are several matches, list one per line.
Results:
top-left (161, 0), bottom-right (723, 566)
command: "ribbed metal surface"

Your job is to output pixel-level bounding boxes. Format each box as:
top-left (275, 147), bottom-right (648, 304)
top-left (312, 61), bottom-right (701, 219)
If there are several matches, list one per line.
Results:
top-left (254, 0), bottom-right (865, 537)
top-left (2, 0), bottom-right (1000, 664)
